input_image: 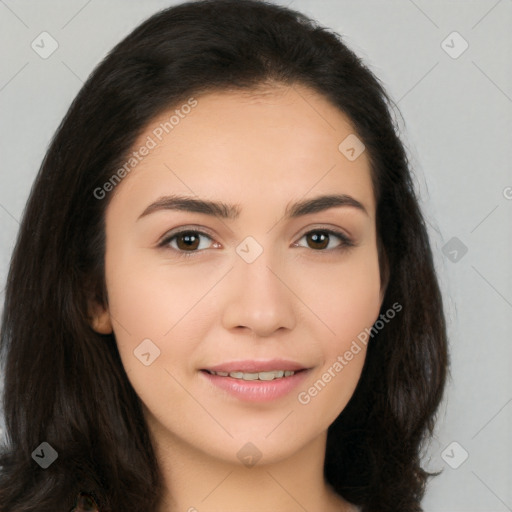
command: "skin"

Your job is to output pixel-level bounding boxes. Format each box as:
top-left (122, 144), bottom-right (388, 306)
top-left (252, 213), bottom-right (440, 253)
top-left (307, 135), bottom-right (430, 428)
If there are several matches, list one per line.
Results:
top-left (91, 83), bottom-right (385, 512)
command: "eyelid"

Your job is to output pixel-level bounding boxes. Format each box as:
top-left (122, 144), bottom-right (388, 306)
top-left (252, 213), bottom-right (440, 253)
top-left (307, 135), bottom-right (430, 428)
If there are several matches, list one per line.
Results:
top-left (295, 224), bottom-right (353, 243)
top-left (157, 225), bottom-right (216, 246)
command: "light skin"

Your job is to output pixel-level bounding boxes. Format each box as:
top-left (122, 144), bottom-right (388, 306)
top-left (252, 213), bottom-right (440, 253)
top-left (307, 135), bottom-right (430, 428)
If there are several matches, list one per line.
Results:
top-left (91, 83), bottom-right (386, 512)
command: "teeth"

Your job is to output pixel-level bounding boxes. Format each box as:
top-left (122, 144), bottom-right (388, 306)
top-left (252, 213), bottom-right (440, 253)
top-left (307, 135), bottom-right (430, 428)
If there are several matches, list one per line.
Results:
top-left (259, 370), bottom-right (283, 381)
top-left (208, 370), bottom-right (297, 380)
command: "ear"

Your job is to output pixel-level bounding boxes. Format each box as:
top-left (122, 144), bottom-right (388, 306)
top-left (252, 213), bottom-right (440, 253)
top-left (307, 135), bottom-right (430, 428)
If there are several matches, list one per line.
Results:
top-left (88, 299), bottom-right (113, 334)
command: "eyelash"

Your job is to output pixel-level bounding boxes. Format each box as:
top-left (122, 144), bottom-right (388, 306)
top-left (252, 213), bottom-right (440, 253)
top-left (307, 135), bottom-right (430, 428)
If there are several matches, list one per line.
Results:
top-left (157, 227), bottom-right (355, 258)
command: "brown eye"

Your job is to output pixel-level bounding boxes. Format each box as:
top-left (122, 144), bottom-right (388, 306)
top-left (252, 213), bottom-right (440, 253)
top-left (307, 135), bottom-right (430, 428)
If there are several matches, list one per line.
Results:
top-left (175, 232), bottom-right (201, 251)
top-left (306, 231), bottom-right (330, 250)
top-left (296, 229), bottom-right (352, 251)
top-left (160, 230), bottom-right (215, 254)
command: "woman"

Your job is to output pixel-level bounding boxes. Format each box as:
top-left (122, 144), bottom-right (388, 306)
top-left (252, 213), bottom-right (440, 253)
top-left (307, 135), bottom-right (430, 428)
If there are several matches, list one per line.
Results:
top-left (0, 1), bottom-right (448, 511)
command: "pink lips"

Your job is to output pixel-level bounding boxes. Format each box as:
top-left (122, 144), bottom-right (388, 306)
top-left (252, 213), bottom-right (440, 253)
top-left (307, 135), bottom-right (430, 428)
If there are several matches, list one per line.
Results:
top-left (200, 359), bottom-right (310, 402)
top-left (205, 359), bottom-right (307, 373)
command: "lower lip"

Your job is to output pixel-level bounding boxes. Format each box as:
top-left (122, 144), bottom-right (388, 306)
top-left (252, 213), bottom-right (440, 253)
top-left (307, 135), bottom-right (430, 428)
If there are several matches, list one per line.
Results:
top-left (200, 370), bottom-right (310, 402)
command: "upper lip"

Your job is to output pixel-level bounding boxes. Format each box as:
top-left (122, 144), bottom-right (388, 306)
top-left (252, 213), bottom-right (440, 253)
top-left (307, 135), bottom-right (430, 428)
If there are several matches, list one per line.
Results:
top-left (203, 359), bottom-right (308, 373)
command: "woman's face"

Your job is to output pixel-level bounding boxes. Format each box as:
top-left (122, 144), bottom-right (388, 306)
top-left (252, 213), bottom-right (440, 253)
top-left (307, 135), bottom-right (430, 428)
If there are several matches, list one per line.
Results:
top-left (94, 84), bottom-right (384, 465)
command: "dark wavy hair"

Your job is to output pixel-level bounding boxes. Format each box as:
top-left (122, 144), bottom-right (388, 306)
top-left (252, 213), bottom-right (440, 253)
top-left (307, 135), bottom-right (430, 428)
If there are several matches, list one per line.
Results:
top-left (0, 0), bottom-right (448, 510)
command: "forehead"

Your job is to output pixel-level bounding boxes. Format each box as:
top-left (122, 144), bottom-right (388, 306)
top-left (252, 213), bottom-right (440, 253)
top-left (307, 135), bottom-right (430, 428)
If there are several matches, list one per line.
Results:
top-left (109, 84), bottom-right (375, 218)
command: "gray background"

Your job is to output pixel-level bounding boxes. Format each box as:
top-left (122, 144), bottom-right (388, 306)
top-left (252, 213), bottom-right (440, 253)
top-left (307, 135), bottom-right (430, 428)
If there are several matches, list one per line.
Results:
top-left (0, 1), bottom-right (511, 510)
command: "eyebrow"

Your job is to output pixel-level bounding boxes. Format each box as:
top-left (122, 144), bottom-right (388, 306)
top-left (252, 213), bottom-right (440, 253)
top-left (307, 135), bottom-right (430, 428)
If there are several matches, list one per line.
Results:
top-left (137, 193), bottom-right (368, 221)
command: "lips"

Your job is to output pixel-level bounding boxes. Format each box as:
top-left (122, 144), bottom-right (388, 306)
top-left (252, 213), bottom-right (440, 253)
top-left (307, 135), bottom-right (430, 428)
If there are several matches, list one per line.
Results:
top-left (200, 359), bottom-right (311, 402)
top-left (203, 359), bottom-right (308, 373)
top-left (205, 369), bottom-right (297, 381)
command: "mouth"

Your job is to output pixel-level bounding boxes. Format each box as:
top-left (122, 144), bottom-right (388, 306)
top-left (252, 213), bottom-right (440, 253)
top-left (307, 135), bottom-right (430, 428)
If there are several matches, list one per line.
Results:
top-left (202, 369), bottom-right (304, 381)
top-left (199, 360), bottom-right (311, 402)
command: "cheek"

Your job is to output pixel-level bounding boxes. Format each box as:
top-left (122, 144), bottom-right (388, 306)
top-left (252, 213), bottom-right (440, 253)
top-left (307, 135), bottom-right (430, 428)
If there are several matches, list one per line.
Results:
top-left (103, 248), bottom-right (219, 379)
top-left (106, 214), bottom-right (224, 328)
top-left (297, 245), bottom-right (382, 347)
top-left (103, 255), bottom-right (223, 426)
top-left (292, 247), bottom-right (381, 420)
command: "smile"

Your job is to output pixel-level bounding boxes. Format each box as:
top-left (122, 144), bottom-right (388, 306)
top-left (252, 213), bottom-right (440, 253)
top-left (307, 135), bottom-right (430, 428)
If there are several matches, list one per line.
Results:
top-left (205, 369), bottom-right (297, 380)
top-left (200, 366), bottom-right (310, 402)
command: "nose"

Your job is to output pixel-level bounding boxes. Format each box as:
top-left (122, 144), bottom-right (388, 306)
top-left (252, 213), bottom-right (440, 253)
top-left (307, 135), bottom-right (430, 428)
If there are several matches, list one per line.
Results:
top-left (221, 251), bottom-right (297, 337)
